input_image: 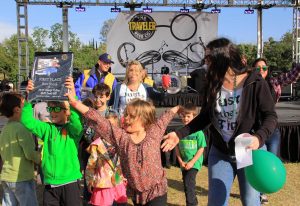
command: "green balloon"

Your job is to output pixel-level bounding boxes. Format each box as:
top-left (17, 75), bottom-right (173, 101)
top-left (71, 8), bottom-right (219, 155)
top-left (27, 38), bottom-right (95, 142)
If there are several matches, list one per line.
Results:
top-left (245, 150), bottom-right (286, 194)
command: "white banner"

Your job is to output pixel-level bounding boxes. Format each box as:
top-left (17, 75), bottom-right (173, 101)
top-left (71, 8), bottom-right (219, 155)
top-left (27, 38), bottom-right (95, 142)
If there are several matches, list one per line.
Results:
top-left (107, 11), bottom-right (218, 77)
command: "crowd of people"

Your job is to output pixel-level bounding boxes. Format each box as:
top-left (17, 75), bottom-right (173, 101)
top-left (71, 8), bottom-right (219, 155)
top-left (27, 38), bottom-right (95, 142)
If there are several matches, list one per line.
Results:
top-left (0, 37), bottom-right (299, 206)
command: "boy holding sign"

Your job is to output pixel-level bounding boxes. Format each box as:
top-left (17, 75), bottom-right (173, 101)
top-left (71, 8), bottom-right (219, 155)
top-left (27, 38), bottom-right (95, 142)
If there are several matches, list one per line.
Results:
top-left (21, 77), bottom-right (83, 206)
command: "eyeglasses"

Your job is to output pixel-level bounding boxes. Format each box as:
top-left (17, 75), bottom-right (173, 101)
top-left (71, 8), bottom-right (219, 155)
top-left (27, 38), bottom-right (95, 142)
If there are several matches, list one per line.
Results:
top-left (46, 106), bottom-right (66, 113)
top-left (256, 65), bottom-right (268, 71)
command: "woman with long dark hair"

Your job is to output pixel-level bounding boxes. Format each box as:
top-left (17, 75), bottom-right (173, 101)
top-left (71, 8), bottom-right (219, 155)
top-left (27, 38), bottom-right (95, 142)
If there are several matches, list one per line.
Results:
top-left (162, 38), bottom-right (278, 206)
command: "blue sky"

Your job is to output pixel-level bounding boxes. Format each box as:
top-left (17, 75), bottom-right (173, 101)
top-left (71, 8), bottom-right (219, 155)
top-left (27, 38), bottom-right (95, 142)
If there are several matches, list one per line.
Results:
top-left (0, 1), bottom-right (293, 45)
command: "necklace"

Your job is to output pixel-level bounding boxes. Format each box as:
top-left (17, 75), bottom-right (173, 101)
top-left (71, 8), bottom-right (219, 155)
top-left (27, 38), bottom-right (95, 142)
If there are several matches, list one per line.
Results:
top-left (221, 74), bottom-right (237, 122)
top-left (231, 75), bottom-right (237, 121)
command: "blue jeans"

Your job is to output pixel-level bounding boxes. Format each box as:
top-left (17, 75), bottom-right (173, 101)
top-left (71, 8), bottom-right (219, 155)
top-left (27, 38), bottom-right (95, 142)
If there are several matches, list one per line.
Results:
top-left (265, 128), bottom-right (281, 156)
top-left (2, 179), bottom-right (38, 206)
top-left (208, 146), bottom-right (260, 206)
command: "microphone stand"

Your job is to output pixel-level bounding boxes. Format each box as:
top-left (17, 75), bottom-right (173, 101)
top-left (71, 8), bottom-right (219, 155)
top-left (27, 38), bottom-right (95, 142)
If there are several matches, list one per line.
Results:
top-left (180, 43), bottom-right (191, 76)
top-left (151, 57), bottom-right (154, 79)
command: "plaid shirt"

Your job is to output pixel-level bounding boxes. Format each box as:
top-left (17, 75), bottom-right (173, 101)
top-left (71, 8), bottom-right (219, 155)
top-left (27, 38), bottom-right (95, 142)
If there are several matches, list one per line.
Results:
top-left (269, 64), bottom-right (300, 102)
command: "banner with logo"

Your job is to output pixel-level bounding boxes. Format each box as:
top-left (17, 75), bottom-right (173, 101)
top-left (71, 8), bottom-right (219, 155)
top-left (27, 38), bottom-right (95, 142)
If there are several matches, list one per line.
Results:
top-left (107, 11), bottom-right (218, 77)
top-left (28, 52), bottom-right (73, 102)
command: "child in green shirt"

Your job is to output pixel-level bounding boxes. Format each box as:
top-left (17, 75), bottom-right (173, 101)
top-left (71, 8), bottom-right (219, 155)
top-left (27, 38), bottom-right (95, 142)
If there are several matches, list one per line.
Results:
top-left (21, 77), bottom-right (83, 206)
top-left (175, 103), bottom-right (207, 206)
top-left (0, 92), bottom-right (40, 206)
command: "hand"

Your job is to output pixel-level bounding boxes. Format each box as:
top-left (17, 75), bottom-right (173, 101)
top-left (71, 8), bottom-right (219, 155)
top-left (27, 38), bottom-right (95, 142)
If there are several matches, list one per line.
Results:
top-left (246, 135), bottom-right (261, 150)
top-left (179, 161), bottom-right (186, 168)
top-left (26, 79), bottom-right (34, 93)
top-left (64, 76), bottom-right (75, 96)
top-left (161, 132), bottom-right (179, 152)
top-left (170, 105), bottom-right (183, 115)
top-left (177, 105), bottom-right (184, 116)
top-left (184, 161), bottom-right (194, 170)
top-left (241, 55), bottom-right (247, 66)
top-left (64, 77), bottom-right (76, 103)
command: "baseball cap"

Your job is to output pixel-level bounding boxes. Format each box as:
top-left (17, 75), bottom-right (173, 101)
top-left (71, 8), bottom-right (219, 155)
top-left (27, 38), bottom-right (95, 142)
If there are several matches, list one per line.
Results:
top-left (98, 53), bottom-right (114, 64)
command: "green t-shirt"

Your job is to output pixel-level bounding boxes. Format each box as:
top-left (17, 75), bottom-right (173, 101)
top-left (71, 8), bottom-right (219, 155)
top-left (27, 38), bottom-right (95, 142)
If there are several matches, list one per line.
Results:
top-left (178, 130), bottom-right (207, 170)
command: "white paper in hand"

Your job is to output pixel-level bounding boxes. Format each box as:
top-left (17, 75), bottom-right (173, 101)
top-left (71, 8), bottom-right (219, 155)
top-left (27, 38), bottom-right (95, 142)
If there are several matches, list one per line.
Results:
top-left (234, 133), bottom-right (253, 169)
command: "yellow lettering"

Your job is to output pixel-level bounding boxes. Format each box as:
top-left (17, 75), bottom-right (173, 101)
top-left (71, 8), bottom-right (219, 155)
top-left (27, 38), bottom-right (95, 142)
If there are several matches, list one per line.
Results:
top-left (129, 22), bottom-right (135, 30)
top-left (149, 22), bottom-right (156, 30)
top-left (129, 21), bottom-right (156, 31)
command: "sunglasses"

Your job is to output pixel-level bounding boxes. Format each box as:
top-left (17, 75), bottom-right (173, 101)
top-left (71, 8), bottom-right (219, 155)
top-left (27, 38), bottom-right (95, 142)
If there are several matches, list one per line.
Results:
top-left (256, 65), bottom-right (268, 71)
top-left (46, 106), bottom-right (66, 113)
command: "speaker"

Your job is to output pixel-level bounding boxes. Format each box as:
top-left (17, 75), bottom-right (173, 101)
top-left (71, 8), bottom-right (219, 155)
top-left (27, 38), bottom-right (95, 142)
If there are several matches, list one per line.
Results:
top-left (280, 84), bottom-right (293, 100)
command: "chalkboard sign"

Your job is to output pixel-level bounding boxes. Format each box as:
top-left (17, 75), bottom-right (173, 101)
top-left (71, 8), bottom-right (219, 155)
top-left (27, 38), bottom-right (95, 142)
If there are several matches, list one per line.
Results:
top-left (28, 52), bottom-right (73, 102)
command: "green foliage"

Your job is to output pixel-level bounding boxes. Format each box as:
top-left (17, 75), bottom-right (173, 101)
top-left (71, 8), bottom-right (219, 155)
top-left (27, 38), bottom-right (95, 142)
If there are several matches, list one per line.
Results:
top-left (47, 23), bottom-right (82, 52)
top-left (32, 27), bottom-right (49, 52)
top-left (0, 37), bottom-right (19, 80)
top-left (238, 32), bottom-right (293, 70)
top-left (72, 45), bottom-right (100, 70)
top-left (0, 34), bottom-right (35, 81)
top-left (237, 43), bottom-right (257, 66)
top-left (264, 32), bottom-right (293, 70)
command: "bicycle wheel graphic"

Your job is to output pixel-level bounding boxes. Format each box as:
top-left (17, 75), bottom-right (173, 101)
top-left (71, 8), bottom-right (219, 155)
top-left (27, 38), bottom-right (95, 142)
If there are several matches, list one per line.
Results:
top-left (170, 14), bottom-right (197, 41)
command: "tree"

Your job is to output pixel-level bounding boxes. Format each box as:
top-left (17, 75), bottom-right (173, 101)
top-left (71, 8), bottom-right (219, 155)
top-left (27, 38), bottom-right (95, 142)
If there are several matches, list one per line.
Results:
top-left (237, 43), bottom-right (257, 66)
top-left (48, 23), bottom-right (81, 51)
top-left (72, 45), bottom-right (99, 69)
top-left (32, 27), bottom-right (49, 52)
top-left (263, 32), bottom-right (293, 70)
top-left (100, 19), bottom-right (115, 42)
top-left (69, 31), bottom-right (81, 52)
top-left (0, 34), bottom-right (35, 82)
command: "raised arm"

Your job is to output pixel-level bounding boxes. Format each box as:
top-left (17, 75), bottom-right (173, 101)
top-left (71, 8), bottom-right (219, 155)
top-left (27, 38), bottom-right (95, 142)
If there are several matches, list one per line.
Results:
top-left (65, 77), bottom-right (84, 140)
top-left (66, 92), bottom-right (121, 146)
top-left (158, 105), bottom-right (183, 151)
top-left (155, 105), bottom-right (182, 138)
top-left (21, 80), bottom-right (51, 140)
top-left (270, 64), bottom-right (300, 87)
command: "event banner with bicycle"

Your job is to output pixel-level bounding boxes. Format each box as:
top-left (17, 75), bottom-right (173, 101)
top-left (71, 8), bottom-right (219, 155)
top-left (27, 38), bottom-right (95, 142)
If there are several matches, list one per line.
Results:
top-left (107, 11), bottom-right (218, 78)
top-left (28, 52), bottom-right (73, 102)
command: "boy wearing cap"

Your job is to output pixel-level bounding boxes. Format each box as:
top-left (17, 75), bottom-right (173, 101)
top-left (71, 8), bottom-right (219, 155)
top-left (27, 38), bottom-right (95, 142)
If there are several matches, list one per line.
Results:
top-left (75, 53), bottom-right (117, 100)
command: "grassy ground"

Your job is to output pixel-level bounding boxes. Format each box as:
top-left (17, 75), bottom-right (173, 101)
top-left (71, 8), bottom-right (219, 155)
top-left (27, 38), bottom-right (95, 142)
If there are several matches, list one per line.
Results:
top-left (166, 163), bottom-right (300, 206)
top-left (0, 163), bottom-right (298, 206)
